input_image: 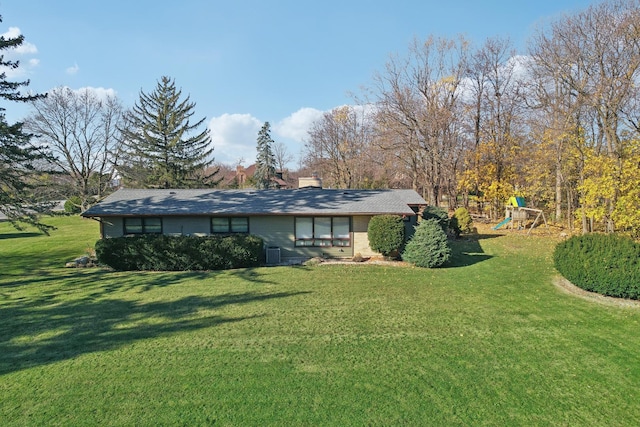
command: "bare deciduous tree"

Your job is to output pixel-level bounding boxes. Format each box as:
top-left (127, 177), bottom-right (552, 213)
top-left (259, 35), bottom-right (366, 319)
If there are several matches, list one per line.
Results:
top-left (304, 105), bottom-right (373, 189)
top-left (371, 35), bottom-right (470, 205)
top-left (273, 141), bottom-right (293, 174)
top-left (25, 87), bottom-right (123, 210)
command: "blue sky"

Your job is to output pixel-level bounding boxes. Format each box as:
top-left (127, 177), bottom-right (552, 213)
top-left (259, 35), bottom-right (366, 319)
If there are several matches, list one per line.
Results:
top-left (2, 0), bottom-right (593, 167)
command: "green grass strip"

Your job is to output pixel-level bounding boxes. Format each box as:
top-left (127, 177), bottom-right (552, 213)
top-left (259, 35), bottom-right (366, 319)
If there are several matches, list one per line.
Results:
top-left (1, 216), bottom-right (639, 426)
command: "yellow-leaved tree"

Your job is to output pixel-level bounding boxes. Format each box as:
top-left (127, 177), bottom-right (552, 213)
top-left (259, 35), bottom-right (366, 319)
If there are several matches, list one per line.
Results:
top-left (612, 139), bottom-right (640, 237)
top-left (578, 138), bottom-right (640, 236)
top-left (576, 150), bottom-right (616, 228)
top-left (458, 138), bottom-right (518, 219)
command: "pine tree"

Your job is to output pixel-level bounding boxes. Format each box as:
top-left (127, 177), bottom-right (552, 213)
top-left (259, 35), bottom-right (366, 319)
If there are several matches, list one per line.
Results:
top-left (0, 16), bottom-right (52, 233)
top-left (254, 122), bottom-right (276, 189)
top-left (118, 76), bottom-right (218, 188)
top-left (402, 219), bottom-right (451, 268)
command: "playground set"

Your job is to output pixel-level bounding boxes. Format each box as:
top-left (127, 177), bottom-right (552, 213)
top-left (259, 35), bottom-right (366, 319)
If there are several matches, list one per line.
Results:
top-left (492, 196), bottom-right (548, 235)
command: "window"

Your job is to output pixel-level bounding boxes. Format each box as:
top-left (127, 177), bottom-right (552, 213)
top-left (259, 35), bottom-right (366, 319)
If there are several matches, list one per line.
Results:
top-left (211, 217), bottom-right (249, 234)
top-left (124, 217), bottom-right (162, 234)
top-left (295, 217), bottom-right (351, 247)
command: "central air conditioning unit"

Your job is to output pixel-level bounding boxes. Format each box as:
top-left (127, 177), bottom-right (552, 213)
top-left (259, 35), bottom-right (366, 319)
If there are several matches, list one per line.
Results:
top-left (266, 246), bottom-right (281, 265)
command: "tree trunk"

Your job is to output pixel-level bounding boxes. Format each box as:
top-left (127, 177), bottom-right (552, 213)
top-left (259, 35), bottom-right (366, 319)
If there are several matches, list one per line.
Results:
top-left (555, 164), bottom-right (563, 222)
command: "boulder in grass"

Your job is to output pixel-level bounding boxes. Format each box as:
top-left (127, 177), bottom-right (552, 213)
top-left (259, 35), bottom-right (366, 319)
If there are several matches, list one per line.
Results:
top-left (65, 256), bottom-right (95, 268)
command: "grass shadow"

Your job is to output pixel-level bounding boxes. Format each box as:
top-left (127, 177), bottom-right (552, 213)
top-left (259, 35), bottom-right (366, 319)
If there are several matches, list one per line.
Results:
top-left (0, 232), bottom-right (44, 240)
top-left (0, 246), bottom-right (91, 277)
top-left (2, 266), bottom-right (279, 294)
top-left (0, 289), bottom-right (311, 375)
top-left (446, 233), bottom-right (502, 268)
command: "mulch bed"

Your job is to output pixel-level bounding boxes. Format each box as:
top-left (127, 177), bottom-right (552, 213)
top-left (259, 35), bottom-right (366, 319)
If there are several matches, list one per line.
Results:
top-left (552, 276), bottom-right (640, 308)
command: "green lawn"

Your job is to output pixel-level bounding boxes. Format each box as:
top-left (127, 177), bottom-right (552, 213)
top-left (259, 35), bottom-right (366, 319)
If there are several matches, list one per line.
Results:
top-left (1, 216), bottom-right (639, 426)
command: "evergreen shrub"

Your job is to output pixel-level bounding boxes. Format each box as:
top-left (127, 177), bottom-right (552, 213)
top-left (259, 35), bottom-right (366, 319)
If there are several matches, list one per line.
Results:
top-left (64, 196), bottom-right (82, 214)
top-left (452, 207), bottom-right (473, 235)
top-left (422, 206), bottom-right (450, 233)
top-left (367, 215), bottom-right (405, 258)
top-left (402, 218), bottom-right (451, 268)
top-left (553, 233), bottom-right (640, 299)
top-left (95, 234), bottom-right (264, 271)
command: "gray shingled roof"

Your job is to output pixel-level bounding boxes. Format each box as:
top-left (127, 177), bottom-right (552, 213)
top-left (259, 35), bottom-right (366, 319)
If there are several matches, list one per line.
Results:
top-left (82, 188), bottom-right (427, 217)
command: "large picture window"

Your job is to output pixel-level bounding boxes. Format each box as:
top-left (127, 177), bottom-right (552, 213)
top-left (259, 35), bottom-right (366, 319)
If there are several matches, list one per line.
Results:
top-left (211, 217), bottom-right (249, 234)
top-left (124, 217), bottom-right (162, 234)
top-left (295, 217), bottom-right (350, 247)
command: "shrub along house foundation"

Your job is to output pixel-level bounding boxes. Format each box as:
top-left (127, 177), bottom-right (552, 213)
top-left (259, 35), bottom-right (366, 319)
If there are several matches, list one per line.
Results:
top-left (81, 178), bottom-right (427, 264)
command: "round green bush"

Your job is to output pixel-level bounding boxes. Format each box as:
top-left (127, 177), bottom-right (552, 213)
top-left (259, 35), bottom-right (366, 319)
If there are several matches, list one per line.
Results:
top-left (553, 233), bottom-right (640, 299)
top-left (64, 196), bottom-right (82, 214)
top-left (367, 215), bottom-right (405, 257)
top-left (402, 218), bottom-right (451, 268)
top-left (453, 207), bottom-right (473, 234)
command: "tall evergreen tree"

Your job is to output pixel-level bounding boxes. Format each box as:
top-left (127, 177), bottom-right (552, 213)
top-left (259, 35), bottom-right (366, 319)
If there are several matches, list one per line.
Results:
top-left (254, 121), bottom-right (276, 189)
top-left (118, 76), bottom-right (218, 188)
top-left (0, 16), bottom-right (52, 232)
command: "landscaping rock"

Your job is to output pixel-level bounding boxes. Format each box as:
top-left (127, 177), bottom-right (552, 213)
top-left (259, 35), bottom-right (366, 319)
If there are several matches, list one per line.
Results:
top-left (65, 256), bottom-right (97, 268)
top-left (75, 256), bottom-right (90, 266)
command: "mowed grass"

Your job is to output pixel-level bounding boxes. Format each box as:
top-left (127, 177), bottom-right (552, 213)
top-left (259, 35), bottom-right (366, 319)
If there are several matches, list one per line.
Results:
top-left (1, 216), bottom-right (640, 426)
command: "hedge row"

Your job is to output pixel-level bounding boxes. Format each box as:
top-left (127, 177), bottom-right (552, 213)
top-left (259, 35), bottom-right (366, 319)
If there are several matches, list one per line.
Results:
top-left (95, 234), bottom-right (264, 271)
top-left (553, 233), bottom-right (640, 299)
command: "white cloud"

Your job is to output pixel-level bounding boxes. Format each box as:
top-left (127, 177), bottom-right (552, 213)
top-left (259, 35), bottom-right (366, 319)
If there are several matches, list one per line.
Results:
top-left (208, 113), bottom-right (262, 165)
top-left (0, 27), bottom-right (39, 78)
top-left (2, 27), bottom-right (20, 38)
top-left (273, 107), bottom-right (324, 141)
top-left (508, 54), bottom-right (535, 80)
top-left (76, 86), bottom-right (117, 100)
top-left (2, 27), bottom-right (37, 55)
top-left (78, 86), bottom-right (117, 99)
top-left (66, 63), bottom-right (80, 75)
top-left (48, 86), bottom-right (118, 102)
top-left (206, 107), bottom-right (331, 168)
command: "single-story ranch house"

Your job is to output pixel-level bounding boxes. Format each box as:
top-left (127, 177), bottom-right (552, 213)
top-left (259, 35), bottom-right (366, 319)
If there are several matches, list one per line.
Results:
top-left (82, 182), bottom-right (427, 264)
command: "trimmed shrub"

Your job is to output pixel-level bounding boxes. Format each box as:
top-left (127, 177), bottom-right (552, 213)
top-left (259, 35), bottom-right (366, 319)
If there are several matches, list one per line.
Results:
top-left (64, 196), bottom-right (82, 214)
top-left (452, 207), bottom-right (473, 235)
top-left (95, 234), bottom-right (265, 271)
top-left (367, 215), bottom-right (405, 258)
top-left (553, 233), bottom-right (640, 299)
top-left (402, 218), bottom-right (451, 268)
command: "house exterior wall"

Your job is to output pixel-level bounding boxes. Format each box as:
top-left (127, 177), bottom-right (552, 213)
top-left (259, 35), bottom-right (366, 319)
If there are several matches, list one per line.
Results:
top-left (98, 214), bottom-right (419, 261)
top-left (163, 217), bottom-right (210, 235)
top-left (98, 215), bottom-right (362, 260)
top-left (102, 217), bottom-right (123, 238)
top-left (352, 215), bottom-right (374, 257)
top-left (352, 214), bottom-right (421, 257)
top-left (250, 216), bottom-right (354, 261)
top-left (289, 242), bottom-right (353, 260)
top-left (404, 214), bottom-right (419, 240)
top-left (101, 216), bottom-right (211, 238)
top-left (249, 216), bottom-right (296, 259)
